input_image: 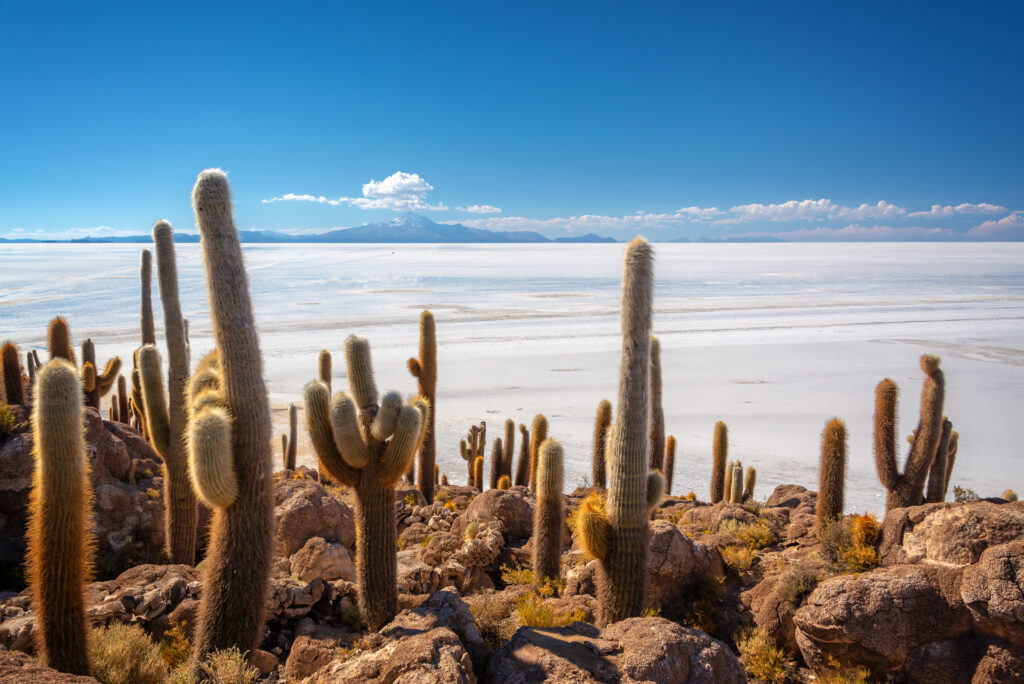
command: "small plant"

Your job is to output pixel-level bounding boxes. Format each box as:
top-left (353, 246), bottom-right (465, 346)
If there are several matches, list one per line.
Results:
top-left (818, 514), bottom-right (880, 573)
top-left (397, 537), bottom-right (408, 551)
top-left (419, 535), bottom-right (432, 547)
top-left (159, 622), bottom-right (192, 668)
top-left (404, 492), bottom-right (418, 506)
top-left (500, 563), bottom-right (536, 586)
top-left (199, 647), bottom-right (260, 683)
top-left (443, 500), bottom-right (456, 512)
top-left (464, 521), bottom-right (480, 541)
top-left (816, 656), bottom-right (872, 684)
top-left (514, 591), bottom-right (588, 628)
top-left (718, 518), bottom-right (776, 549)
top-left (720, 545), bottom-right (756, 574)
top-left (0, 403), bottom-right (16, 438)
top-left (146, 488), bottom-right (160, 499)
top-left (470, 595), bottom-right (516, 649)
top-left (777, 565), bottom-right (820, 608)
top-left (641, 607), bottom-right (661, 617)
top-left (89, 624), bottom-right (168, 684)
top-left (953, 485), bottom-right (981, 503)
top-left (339, 601), bottom-right (362, 632)
top-left (735, 626), bottom-right (795, 684)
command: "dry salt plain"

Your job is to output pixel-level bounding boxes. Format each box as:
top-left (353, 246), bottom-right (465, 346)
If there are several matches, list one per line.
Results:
top-left (2, 241), bottom-right (1022, 513)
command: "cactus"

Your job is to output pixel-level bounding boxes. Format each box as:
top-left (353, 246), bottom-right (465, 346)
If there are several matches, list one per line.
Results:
top-left (816, 418), bottom-right (846, 526)
top-left (723, 458), bottom-right (734, 503)
top-left (473, 455), bottom-right (484, 491)
top-left (434, 463), bottom-right (439, 488)
top-left (188, 169), bottom-right (274, 667)
top-left (284, 403), bottom-right (298, 471)
top-left (47, 317), bottom-right (75, 365)
top-left (1002, 489), bottom-right (1018, 502)
top-left (26, 359), bottom-right (91, 674)
top-left (593, 399), bottom-right (612, 489)
top-left (943, 430), bottom-right (959, 497)
top-left (924, 418), bottom-right (954, 503)
top-left (304, 334), bottom-right (425, 631)
top-left (318, 349), bottom-right (332, 387)
top-left (80, 339), bottom-right (121, 410)
top-left (664, 435), bottom-right (676, 496)
top-left (533, 438), bottom-right (565, 584)
top-left (117, 375), bottom-right (129, 424)
top-left (514, 424), bottom-right (530, 487)
top-left (502, 419), bottom-right (515, 480)
top-left (441, 473), bottom-right (449, 487)
top-left (574, 237), bottom-right (662, 625)
top-left (711, 421), bottom-right (728, 503)
top-left (459, 438), bottom-right (472, 485)
top-left (140, 249), bottom-right (156, 346)
top-left (187, 355), bottom-right (239, 509)
top-left (528, 414), bottom-right (548, 493)
top-left (729, 463), bottom-right (743, 503)
top-left (26, 350), bottom-right (38, 394)
top-left (2, 341), bottom-right (24, 405)
top-left (407, 310), bottom-right (437, 501)
top-left (648, 336), bottom-right (665, 471)
top-left (743, 466), bottom-right (756, 502)
top-left (874, 356), bottom-right (946, 510)
top-left (489, 437), bottom-right (502, 490)
top-left (498, 474), bottom-right (511, 489)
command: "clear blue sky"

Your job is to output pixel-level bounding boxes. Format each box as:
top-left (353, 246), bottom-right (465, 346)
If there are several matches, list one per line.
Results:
top-left (2, 1), bottom-right (1022, 240)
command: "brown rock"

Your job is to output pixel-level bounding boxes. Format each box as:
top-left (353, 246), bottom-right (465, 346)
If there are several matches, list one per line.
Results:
top-left (880, 501), bottom-right (1024, 567)
top-left (285, 624), bottom-right (349, 679)
top-left (290, 537), bottom-right (356, 583)
top-left (383, 589), bottom-right (490, 676)
top-left (275, 477), bottom-right (356, 557)
top-left (420, 531), bottom-right (464, 567)
top-left (304, 627), bottom-right (475, 683)
top-left (452, 487), bottom-right (534, 541)
top-left (961, 541), bottom-right (1024, 646)
top-left (0, 650), bottom-right (98, 683)
top-left (765, 484), bottom-right (814, 508)
top-left (248, 648), bottom-right (278, 675)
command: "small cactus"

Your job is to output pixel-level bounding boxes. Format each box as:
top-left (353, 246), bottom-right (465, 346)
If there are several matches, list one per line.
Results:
top-left (473, 455), bottom-right (484, 491)
top-left (497, 474), bottom-right (511, 490)
top-left (318, 349), bottom-right (332, 388)
top-left (502, 419), bottom-right (515, 481)
top-left (924, 418), bottom-right (954, 503)
top-left (711, 421), bottom-right (727, 503)
top-left (407, 310), bottom-right (437, 501)
top-left (47, 316), bottom-right (75, 365)
top-left (816, 418), bottom-right (846, 526)
top-left (729, 463), bottom-right (743, 503)
top-left (1002, 489), bottom-right (1018, 502)
top-left (723, 458), bottom-right (734, 503)
top-left (489, 437), bottom-right (502, 490)
top-left (592, 399), bottom-right (612, 489)
top-left (514, 423), bottom-right (530, 487)
top-left (664, 435), bottom-right (676, 496)
top-left (1, 341), bottom-right (24, 405)
top-left (528, 414), bottom-right (548, 493)
top-left (533, 438), bottom-right (565, 584)
top-left (648, 336), bottom-right (665, 471)
top-left (80, 339), bottom-right (120, 410)
top-left (283, 403), bottom-right (298, 471)
top-left (743, 466), bottom-right (756, 502)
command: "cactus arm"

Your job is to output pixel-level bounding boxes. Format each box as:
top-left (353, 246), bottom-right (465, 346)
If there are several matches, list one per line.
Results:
top-left (303, 381), bottom-right (360, 486)
top-left (515, 424), bottom-right (530, 486)
top-left (140, 248), bottom-right (156, 345)
top-left (285, 403), bottom-right (298, 470)
top-left (646, 470), bottom-right (665, 515)
top-left (47, 317), bottom-right (76, 365)
top-left (489, 437), bottom-right (502, 490)
top-left (528, 414), bottom-right (548, 492)
top-left (711, 421), bottom-right (728, 503)
top-left (575, 494), bottom-right (611, 562)
top-left (593, 400), bottom-right (612, 489)
top-left (925, 418), bottom-right (953, 503)
top-left (503, 418), bottom-right (515, 480)
top-left (942, 431), bottom-right (958, 497)
top-left (648, 336), bottom-right (665, 471)
top-left (81, 362), bottom-right (97, 393)
top-left (96, 357), bottom-right (121, 395)
top-left (377, 404), bottom-right (422, 487)
top-left (664, 435), bottom-right (676, 496)
top-left (816, 418), bottom-right (846, 525)
top-left (744, 466), bottom-right (757, 501)
top-left (370, 391), bottom-right (402, 441)
top-left (138, 345), bottom-right (171, 458)
top-left (188, 406), bottom-right (238, 508)
top-left (904, 356), bottom-right (945, 496)
top-left (344, 335), bottom-right (379, 409)
top-left (473, 456), bottom-right (484, 490)
top-left (329, 391), bottom-right (371, 468)
top-left (873, 379), bottom-right (900, 491)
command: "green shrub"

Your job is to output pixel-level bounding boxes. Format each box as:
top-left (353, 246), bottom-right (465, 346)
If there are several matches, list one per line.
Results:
top-left (88, 623), bottom-right (168, 684)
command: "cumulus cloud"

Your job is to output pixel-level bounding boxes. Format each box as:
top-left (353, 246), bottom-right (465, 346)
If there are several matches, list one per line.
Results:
top-left (719, 199), bottom-right (906, 224)
top-left (965, 211), bottom-right (1024, 240)
top-left (907, 203), bottom-right (1007, 218)
top-left (457, 204), bottom-right (502, 214)
top-left (262, 171), bottom-right (447, 211)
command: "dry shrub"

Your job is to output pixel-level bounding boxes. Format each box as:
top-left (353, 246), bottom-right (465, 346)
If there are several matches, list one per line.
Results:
top-left (0, 404), bottom-right (15, 438)
top-left (720, 545), bottom-right (756, 574)
top-left (159, 622), bottom-right (192, 668)
top-left (818, 514), bottom-right (880, 573)
top-left (777, 564), bottom-right (820, 608)
top-left (718, 518), bottom-right (776, 549)
top-left (470, 595), bottom-right (516, 649)
top-left (88, 623), bottom-right (168, 684)
top-left (514, 591), bottom-right (589, 628)
top-left (735, 626), bottom-right (796, 683)
top-left (200, 647), bottom-right (260, 683)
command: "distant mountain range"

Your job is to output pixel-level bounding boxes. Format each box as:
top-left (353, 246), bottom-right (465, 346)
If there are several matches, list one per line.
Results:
top-left (0, 214), bottom-right (619, 244)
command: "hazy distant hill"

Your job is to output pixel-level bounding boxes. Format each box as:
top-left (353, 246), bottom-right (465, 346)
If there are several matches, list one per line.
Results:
top-left (0, 214), bottom-right (619, 244)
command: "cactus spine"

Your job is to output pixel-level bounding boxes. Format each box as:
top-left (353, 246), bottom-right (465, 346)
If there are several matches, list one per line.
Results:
top-left (533, 438), bottom-right (565, 584)
top-left (593, 399), bottom-right (612, 489)
top-left (47, 317), bottom-right (75, 365)
top-left (140, 249), bottom-right (156, 346)
top-left (2, 341), bottom-right (24, 405)
top-left (528, 414), bottom-right (548, 493)
top-left (188, 169), bottom-right (274, 667)
top-left (407, 310), bottom-right (437, 501)
top-left (711, 421), bottom-right (728, 503)
top-left (664, 435), bottom-right (676, 496)
top-left (743, 466), bottom-right (756, 502)
top-left (514, 424), bottom-right (530, 486)
top-left (648, 336), bottom-right (665, 470)
top-left (575, 237), bottom-right (662, 625)
top-left (26, 359), bottom-right (91, 674)
top-left (304, 334), bottom-right (424, 631)
top-left (874, 355), bottom-right (946, 510)
top-left (816, 418), bottom-right (846, 526)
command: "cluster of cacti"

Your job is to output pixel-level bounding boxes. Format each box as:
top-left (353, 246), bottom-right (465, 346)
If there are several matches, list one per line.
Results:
top-left (575, 237), bottom-right (664, 625)
top-left (26, 359), bottom-right (92, 674)
top-left (648, 336), bottom-right (665, 470)
top-left (724, 456), bottom-right (742, 503)
top-left (80, 338), bottom-right (121, 410)
top-left (528, 413), bottom-right (548, 492)
top-left (107, 374), bottom-right (130, 423)
top-left (874, 355), bottom-right (947, 510)
top-left (282, 402), bottom-right (298, 470)
top-left (924, 417), bottom-right (956, 504)
top-left (533, 438), bottom-right (565, 584)
top-left (2, 340), bottom-right (25, 405)
top-left (459, 420), bottom-right (487, 486)
top-left (187, 170), bottom-right (275, 669)
top-left (710, 421), bottom-right (727, 503)
top-left (407, 310), bottom-right (437, 500)
top-left (304, 334), bottom-right (426, 630)
top-left (816, 418), bottom-right (846, 526)
top-left (26, 349), bottom-right (41, 395)
top-left (592, 399), bottom-right (611, 488)
top-left (664, 435), bottom-right (676, 495)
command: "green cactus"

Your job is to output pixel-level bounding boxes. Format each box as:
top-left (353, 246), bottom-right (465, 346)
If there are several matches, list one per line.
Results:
top-left (304, 334), bottom-right (425, 631)
top-left (80, 339), bottom-right (121, 410)
top-left (533, 438), bottom-right (565, 584)
top-left (489, 437), bottom-right (502, 490)
top-left (592, 399), bottom-right (612, 489)
top-left (407, 310), bottom-right (437, 501)
top-left (187, 169), bottom-right (275, 668)
top-left (729, 463), bottom-right (743, 503)
top-left (2, 341), bottom-right (24, 405)
top-left (711, 421), bottom-right (728, 503)
top-left (514, 423), bottom-right (530, 487)
top-left (26, 359), bottom-right (92, 675)
top-left (574, 237), bottom-right (663, 625)
top-left (664, 435), bottom-right (676, 496)
top-left (459, 438), bottom-right (472, 485)
top-left (47, 316), bottom-right (76, 365)
top-left (924, 418), bottom-right (954, 503)
top-left (874, 355), bottom-right (946, 510)
top-left (648, 336), bottom-right (665, 471)
top-left (140, 249), bottom-right (156, 346)
top-left (502, 418), bottom-right (515, 481)
top-left (816, 418), bottom-right (846, 526)
top-left (528, 414), bottom-right (548, 493)
top-left (743, 466), bottom-right (756, 502)
top-left (187, 353), bottom-right (239, 509)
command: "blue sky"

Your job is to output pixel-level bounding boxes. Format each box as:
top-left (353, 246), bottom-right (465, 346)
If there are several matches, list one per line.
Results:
top-left (1, 2), bottom-right (1022, 240)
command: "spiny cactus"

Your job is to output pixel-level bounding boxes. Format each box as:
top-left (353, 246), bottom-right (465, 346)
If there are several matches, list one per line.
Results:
top-left (575, 237), bottom-right (663, 625)
top-left (1003, 489), bottom-right (1018, 502)
top-left (473, 455), bottom-right (484, 491)
top-left (498, 474), bottom-right (511, 490)
top-left (528, 414), bottom-right (548, 493)
top-left (318, 349), bottom-right (332, 388)
top-left (187, 352), bottom-right (239, 509)
top-left (188, 169), bottom-right (274, 667)
top-left (711, 421), bottom-right (728, 503)
top-left (459, 438), bottom-right (473, 485)
top-left (514, 423), bottom-right (530, 487)
top-left (80, 339), bottom-right (120, 410)
top-left (533, 438), bottom-right (565, 584)
top-left (874, 355), bottom-right (946, 510)
top-left (723, 458), bottom-right (734, 503)
top-left (280, 402), bottom-right (298, 471)
top-left (441, 473), bottom-right (449, 487)
top-left (502, 419), bottom-right (515, 481)
top-left (2, 341), bottom-right (24, 405)
top-left (304, 334), bottom-right (425, 631)
top-left (26, 350), bottom-right (38, 395)
top-left (117, 375), bottom-right (129, 424)
top-left (924, 418), bottom-right (954, 503)
top-left (816, 418), bottom-right (846, 526)
top-left (489, 437), bottom-right (502, 490)
top-left (140, 249), bottom-right (156, 346)
top-left (26, 359), bottom-right (91, 675)
top-left (593, 399), bottom-right (612, 489)
top-left (47, 317), bottom-right (75, 365)
top-left (943, 430), bottom-right (959, 497)
top-left (664, 435), bottom-right (676, 496)
top-left (743, 466), bottom-right (756, 502)
top-left (648, 336), bottom-right (665, 471)
top-left (729, 463), bottom-right (743, 503)
top-left (407, 310), bottom-right (437, 501)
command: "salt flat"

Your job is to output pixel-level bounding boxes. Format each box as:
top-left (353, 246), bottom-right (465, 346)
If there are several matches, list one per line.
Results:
top-left (2, 241), bottom-right (1022, 514)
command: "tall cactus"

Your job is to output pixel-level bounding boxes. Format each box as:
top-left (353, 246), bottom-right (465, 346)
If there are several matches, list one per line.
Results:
top-left (117, 375), bottom-right (129, 424)
top-left (729, 463), bottom-right (743, 503)
top-left (489, 437), bottom-right (502, 490)
top-left (942, 430), bottom-right (959, 497)
top-left (816, 418), bottom-right (846, 526)
top-left (711, 421), bottom-right (728, 503)
top-left (528, 414), bottom-right (548, 493)
top-left (593, 399), bottom-right (612, 489)
top-left (874, 355), bottom-right (946, 510)
top-left (188, 169), bottom-right (274, 667)
top-left (80, 339), bottom-right (120, 410)
top-left (473, 455), bottom-right (484, 491)
top-left (575, 237), bottom-right (663, 625)
top-left (533, 438), bottom-right (565, 584)
top-left (304, 334), bottom-right (424, 630)
top-left (140, 249), bottom-right (156, 346)
top-left (514, 424), bottom-right (530, 487)
top-left (47, 316), bottom-right (76, 364)
top-left (664, 435), bottom-right (676, 496)
top-left (743, 466), bottom-right (756, 502)
top-left (407, 310), bottom-right (437, 501)
top-left (2, 341), bottom-right (24, 405)
top-left (26, 359), bottom-right (91, 675)
top-left (648, 336), bottom-right (665, 471)
top-left (503, 419), bottom-right (515, 480)
top-left (924, 418), bottom-right (954, 503)
top-left (284, 403), bottom-right (298, 471)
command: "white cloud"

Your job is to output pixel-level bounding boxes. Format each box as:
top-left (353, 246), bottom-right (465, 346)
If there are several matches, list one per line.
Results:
top-left (457, 204), bottom-right (502, 214)
top-left (262, 171), bottom-right (447, 211)
top-left (965, 211), bottom-right (1024, 240)
top-left (719, 199), bottom-right (906, 224)
top-left (907, 203), bottom-right (1007, 218)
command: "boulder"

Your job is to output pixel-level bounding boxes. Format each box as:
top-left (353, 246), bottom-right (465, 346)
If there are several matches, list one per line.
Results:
top-left (961, 541), bottom-right (1024, 646)
top-left (274, 476), bottom-right (355, 557)
top-left (304, 627), bottom-right (475, 683)
top-left (285, 624), bottom-right (349, 680)
top-left (290, 537), bottom-right (356, 583)
top-left (880, 501), bottom-right (1024, 567)
top-left (383, 589), bottom-right (490, 676)
top-left (452, 487), bottom-right (534, 541)
top-left (0, 650), bottom-right (98, 683)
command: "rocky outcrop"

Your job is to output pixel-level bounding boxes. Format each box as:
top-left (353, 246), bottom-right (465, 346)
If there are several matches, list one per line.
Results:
top-left (274, 476), bottom-right (355, 558)
top-left (290, 537), bottom-right (356, 583)
top-left (452, 487), bottom-right (534, 541)
top-left (961, 541), bottom-right (1024, 647)
top-left (0, 650), bottom-right (99, 683)
top-left (880, 500), bottom-right (1024, 567)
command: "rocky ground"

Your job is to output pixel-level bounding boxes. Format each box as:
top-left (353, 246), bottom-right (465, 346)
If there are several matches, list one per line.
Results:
top-left (1, 409), bottom-right (1022, 682)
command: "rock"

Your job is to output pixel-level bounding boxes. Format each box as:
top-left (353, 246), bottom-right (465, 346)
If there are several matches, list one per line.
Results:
top-left (961, 541), bottom-right (1024, 646)
top-left (397, 549), bottom-right (442, 595)
top-left (452, 487), bottom-right (534, 541)
top-left (564, 559), bottom-right (598, 598)
top-left (420, 531), bottom-right (464, 567)
top-left (266, 577), bottom-right (326, 621)
top-left (290, 537), bottom-right (356, 583)
top-left (285, 624), bottom-right (350, 680)
top-left (400, 522), bottom-right (432, 547)
top-left (485, 617), bottom-right (743, 683)
top-left (304, 627), bottom-right (475, 683)
top-left (0, 650), bottom-right (98, 683)
top-left (765, 484), bottom-right (813, 508)
top-left (275, 477), bottom-right (356, 557)
top-left (971, 639), bottom-right (1024, 683)
top-left (647, 521), bottom-right (697, 610)
top-left (248, 648), bottom-right (278, 675)
top-left (880, 501), bottom-right (1024, 567)
top-left (680, 502), bottom-right (757, 532)
top-left (383, 589), bottom-right (490, 676)
top-left (794, 564), bottom-right (970, 674)
top-left (438, 524), bottom-right (504, 593)
top-left (396, 484), bottom-right (428, 507)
